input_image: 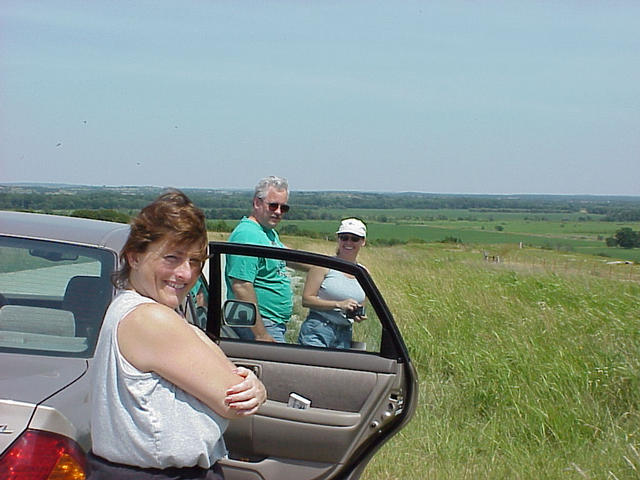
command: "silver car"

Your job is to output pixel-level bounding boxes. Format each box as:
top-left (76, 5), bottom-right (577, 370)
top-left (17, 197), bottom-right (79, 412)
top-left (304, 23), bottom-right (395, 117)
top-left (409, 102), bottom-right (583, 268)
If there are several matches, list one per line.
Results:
top-left (0, 210), bottom-right (417, 479)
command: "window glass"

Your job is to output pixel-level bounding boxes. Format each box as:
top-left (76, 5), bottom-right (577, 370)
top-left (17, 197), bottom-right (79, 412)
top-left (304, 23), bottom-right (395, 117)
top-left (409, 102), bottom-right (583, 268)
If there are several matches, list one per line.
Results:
top-left (0, 236), bottom-right (115, 357)
top-left (187, 277), bottom-right (208, 330)
top-left (222, 252), bottom-right (382, 353)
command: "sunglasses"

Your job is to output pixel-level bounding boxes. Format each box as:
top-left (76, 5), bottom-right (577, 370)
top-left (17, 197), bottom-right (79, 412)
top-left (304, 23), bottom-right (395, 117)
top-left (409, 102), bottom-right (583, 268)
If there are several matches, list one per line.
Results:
top-left (338, 234), bottom-right (363, 242)
top-left (263, 200), bottom-right (290, 213)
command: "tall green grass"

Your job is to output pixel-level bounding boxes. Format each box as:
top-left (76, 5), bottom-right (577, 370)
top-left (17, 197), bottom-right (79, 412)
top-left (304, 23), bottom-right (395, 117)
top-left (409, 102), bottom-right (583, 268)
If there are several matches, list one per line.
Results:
top-left (289, 238), bottom-right (640, 479)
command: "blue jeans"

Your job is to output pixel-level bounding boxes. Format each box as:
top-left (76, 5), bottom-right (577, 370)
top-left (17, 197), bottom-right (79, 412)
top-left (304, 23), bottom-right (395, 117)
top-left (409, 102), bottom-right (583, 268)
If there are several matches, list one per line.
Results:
top-left (233, 317), bottom-right (287, 343)
top-left (298, 316), bottom-right (352, 349)
top-left (263, 318), bottom-right (287, 342)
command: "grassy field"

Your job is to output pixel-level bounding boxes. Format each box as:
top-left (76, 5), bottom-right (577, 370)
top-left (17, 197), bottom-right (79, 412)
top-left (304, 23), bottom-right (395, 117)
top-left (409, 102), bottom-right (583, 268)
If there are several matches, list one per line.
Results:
top-left (278, 216), bottom-right (640, 263)
top-left (282, 236), bottom-right (640, 479)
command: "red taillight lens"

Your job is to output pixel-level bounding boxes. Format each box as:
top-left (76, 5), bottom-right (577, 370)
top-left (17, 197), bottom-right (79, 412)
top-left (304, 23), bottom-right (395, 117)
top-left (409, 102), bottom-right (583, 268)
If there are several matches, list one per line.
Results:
top-left (0, 430), bottom-right (87, 480)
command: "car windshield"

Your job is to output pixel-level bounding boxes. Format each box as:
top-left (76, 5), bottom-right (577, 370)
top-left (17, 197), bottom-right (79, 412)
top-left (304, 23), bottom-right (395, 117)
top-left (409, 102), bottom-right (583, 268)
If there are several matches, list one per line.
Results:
top-left (0, 235), bottom-right (116, 358)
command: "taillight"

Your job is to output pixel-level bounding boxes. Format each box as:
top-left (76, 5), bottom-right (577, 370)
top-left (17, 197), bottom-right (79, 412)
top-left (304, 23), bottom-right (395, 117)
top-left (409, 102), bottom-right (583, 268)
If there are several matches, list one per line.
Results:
top-left (0, 430), bottom-right (87, 480)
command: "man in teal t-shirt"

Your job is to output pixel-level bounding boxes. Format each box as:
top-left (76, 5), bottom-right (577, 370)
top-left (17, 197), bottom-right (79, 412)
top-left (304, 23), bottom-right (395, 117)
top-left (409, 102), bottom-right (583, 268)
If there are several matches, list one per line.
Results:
top-left (225, 176), bottom-right (292, 342)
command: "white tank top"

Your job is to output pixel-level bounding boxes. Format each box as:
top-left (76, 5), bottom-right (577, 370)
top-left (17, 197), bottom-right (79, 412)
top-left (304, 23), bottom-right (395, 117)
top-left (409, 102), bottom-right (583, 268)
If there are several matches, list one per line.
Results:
top-left (90, 289), bottom-right (228, 469)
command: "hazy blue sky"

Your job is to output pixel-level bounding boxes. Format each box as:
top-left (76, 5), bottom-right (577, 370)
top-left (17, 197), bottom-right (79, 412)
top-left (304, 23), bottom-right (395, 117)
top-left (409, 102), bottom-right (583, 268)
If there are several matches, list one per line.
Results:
top-left (1, 0), bottom-right (639, 194)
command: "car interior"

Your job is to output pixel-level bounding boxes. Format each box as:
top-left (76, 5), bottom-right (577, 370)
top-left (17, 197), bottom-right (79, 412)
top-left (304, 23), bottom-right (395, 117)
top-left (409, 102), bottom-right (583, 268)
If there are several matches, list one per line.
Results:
top-left (0, 236), bottom-right (115, 356)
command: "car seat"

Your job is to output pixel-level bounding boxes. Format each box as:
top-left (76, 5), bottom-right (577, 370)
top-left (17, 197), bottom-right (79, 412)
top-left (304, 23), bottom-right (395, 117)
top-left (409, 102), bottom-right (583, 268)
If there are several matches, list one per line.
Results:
top-left (62, 276), bottom-right (112, 341)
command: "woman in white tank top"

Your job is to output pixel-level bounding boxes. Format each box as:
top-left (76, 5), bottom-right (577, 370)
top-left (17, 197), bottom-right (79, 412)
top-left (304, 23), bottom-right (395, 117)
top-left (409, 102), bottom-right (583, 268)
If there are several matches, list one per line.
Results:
top-left (90, 191), bottom-right (266, 479)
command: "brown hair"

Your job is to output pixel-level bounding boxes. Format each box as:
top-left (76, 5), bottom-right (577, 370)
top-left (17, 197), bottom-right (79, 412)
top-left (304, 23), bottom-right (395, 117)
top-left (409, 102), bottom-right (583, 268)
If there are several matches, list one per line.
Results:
top-left (113, 189), bottom-right (208, 288)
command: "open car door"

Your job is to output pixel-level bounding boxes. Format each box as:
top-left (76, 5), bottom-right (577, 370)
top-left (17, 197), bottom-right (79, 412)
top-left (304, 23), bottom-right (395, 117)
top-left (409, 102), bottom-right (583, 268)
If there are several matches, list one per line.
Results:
top-left (205, 241), bottom-right (418, 480)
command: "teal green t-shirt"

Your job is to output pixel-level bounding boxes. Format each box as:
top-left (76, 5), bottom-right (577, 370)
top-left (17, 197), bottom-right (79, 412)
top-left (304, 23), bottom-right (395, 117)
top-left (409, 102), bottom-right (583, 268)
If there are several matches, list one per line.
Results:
top-left (225, 217), bottom-right (292, 324)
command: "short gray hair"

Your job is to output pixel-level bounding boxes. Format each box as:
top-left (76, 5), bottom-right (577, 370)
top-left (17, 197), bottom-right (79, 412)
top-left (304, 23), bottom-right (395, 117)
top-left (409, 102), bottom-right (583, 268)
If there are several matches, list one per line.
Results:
top-left (254, 176), bottom-right (289, 199)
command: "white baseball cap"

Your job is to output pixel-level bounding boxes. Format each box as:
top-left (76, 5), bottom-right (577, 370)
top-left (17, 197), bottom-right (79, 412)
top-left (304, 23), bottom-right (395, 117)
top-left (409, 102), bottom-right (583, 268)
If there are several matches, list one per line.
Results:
top-left (336, 218), bottom-right (366, 238)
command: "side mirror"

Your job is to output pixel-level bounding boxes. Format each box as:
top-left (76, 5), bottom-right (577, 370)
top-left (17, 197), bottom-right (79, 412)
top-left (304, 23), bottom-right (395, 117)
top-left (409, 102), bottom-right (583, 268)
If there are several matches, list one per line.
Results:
top-left (222, 300), bottom-right (256, 327)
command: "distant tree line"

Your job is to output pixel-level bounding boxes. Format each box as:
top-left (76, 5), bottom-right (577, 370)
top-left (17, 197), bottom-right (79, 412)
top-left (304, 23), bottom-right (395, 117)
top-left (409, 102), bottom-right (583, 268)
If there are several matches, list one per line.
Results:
top-left (602, 210), bottom-right (640, 222)
top-left (2, 185), bottom-right (640, 221)
top-left (605, 228), bottom-right (640, 248)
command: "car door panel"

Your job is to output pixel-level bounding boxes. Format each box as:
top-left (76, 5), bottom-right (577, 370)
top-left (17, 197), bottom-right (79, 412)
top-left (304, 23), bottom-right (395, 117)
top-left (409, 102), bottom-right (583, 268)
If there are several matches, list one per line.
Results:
top-left (219, 349), bottom-right (407, 478)
top-left (222, 341), bottom-right (397, 410)
top-left (222, 458), bottom-right (332, 480)
top-left (222, 352), bottom-right (402, 457)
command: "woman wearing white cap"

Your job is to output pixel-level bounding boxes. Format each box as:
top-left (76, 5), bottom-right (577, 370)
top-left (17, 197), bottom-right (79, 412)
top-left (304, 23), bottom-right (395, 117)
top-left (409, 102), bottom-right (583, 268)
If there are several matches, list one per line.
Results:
top-left (298, 218), bottom-right (367, 349)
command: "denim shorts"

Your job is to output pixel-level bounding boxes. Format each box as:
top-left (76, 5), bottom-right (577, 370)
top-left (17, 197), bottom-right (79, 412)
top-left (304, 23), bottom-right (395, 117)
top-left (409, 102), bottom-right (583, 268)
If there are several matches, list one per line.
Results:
top-left (298, 315), bottom-right (352, 349)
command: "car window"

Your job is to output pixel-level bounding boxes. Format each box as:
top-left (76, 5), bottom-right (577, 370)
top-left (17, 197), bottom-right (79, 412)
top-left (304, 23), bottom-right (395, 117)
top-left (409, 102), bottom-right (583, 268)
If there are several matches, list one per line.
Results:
top-left (186, 272), bottom-right (241, 340)
top-left (288, 262), bottom-right (382, 352)
top-left (0, 235), bottom-right (115, 357)
top-left (186, 277), bottom-right (208, 330)
top-left (221, 252), bottom-right (383, 353)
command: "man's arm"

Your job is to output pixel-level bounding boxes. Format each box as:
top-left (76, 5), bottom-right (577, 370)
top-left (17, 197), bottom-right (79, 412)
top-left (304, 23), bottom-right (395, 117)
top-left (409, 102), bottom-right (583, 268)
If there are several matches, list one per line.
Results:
top-left (231, 279), bottom-right (275, 342)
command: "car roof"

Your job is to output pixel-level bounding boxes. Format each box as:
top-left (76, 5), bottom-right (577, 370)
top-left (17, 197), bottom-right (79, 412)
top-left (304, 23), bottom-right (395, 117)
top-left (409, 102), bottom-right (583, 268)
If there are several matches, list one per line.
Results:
top-left (0, 210), bottom-right (130, 252)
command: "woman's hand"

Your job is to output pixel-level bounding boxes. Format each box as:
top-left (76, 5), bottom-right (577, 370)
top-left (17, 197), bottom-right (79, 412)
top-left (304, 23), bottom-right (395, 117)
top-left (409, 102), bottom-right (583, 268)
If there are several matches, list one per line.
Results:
top-left (224, 366), bottom-right (267, 416)
top-left (336, 298), bottom-right (359, 313)
top-left (354, 313), bottom-right (367, 323)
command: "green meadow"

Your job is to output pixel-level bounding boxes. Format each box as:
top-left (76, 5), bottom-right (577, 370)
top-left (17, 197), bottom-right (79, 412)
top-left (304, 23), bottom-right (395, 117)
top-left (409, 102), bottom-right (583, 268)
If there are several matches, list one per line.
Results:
top-left (282, 236), bottom-right (640, 480)
top-left (275, 210), bottom-right (640, 263)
